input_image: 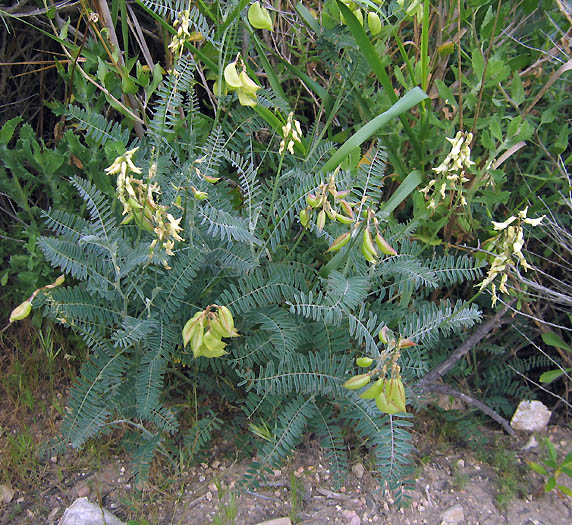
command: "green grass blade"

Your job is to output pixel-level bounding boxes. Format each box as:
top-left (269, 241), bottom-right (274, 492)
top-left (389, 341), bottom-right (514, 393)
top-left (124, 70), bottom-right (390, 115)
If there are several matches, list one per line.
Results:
top-left (421, 0), bottom-right (430, 91)
top-left (337, 1), bottom-right (424, 160)
top-left (378, 170), bottom-right (423, 218)
top-left (336, 1), bottom-right (394, 101)
top-left (215, 0), bottom-right (251, 39)
top-left (295, 3), bottom-right (321, 34)
top-left (250, 32), bottom-right (288, 102)
top-left (321, 87), bottom-right (428, 174)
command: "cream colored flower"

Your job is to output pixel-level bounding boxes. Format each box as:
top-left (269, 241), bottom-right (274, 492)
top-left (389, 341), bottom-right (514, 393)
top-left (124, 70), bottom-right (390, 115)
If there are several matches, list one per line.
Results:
top-left (105, 147), bottom-right (142, 178)
top-left (279, 112), bottom-right (303, 155)
top-left (423, 131), bottom-right (473, 212)
top-left (479, 207), bottom-right (544, 305)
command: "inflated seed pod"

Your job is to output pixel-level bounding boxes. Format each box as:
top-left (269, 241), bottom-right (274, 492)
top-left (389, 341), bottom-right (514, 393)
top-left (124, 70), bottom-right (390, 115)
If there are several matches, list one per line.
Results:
top-left (248, 2), bottom-right (273, 31)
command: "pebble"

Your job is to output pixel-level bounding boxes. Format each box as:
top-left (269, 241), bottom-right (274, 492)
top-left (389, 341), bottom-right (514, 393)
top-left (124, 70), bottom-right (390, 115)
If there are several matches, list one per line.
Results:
top-left (352, 463), bottom-right (366, 479)
top-left (0, 484), bottom-right (15, 504)
top-left (522, 435), bottom-right (539, 450)
top-left (440, 503), bottom-right (464, 524)
top-left (341, 509), bottom-right (360, 524)
top-left (206, 491), bottom-right (213, 501)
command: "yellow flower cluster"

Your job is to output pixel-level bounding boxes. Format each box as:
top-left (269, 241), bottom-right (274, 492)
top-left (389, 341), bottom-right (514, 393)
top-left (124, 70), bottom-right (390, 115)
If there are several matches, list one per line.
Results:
top-left (421, 131), bottom-right (474, 211)
top-left (279, 112), bottom-right (302, 155)
top-left (168, 10), bottom-right (203, 57)
top-left (105, 148), bottom-right (184, 265)
top-left (479, 206), bottom-right (545, 306)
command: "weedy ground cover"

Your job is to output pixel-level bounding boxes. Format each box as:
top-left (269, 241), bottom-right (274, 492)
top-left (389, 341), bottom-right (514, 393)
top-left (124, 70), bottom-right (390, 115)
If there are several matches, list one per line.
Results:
top-left (1, 0), bottom-right (571, 510)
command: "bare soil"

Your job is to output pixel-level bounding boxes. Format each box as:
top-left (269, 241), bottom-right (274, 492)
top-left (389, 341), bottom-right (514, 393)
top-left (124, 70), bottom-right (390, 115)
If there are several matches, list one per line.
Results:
top-left (2, 418), bottom-right (571, 524)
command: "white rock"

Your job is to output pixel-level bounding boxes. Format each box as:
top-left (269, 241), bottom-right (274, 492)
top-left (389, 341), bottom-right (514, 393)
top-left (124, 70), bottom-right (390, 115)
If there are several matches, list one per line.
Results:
top-left (522, 435), bottom-right (539, 450)
top-left (510, 400), bottom-right (551, 432)
top-left (0, 484), bottom-right (15, 504)
top-left (440, 503), bottom-right (464, 524)
top-left (352, 462), bottom-right (366, 479)
top-left (58, 497), bottom-right (124, 525)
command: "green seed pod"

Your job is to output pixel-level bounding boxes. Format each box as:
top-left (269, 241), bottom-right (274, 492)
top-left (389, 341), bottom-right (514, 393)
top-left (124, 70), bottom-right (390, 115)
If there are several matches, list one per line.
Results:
top-left (375, 233), bottom-right (397, 256)
top-left (198, 343), bottom-right (228, 358)
top-left (316, 210), bottom-right (326, 232)
top-left (10, 300), bottom-right (32, 323)
top-left (299, 208), bottom-right (310, 227)
top-left (336, 214), bottom-right (354, 225)
top-left (378, 325), bottom-right (392, 344)
top-left (218, 306), bottom-right (237, 336)
top-left (343, 374), bottom-right (371, 390)
top-left (361, 239), bottom-right (377, 264)
top-left (224, 61), bottom-right (242, 89)
top-left (191, 186), bottom-right (208, 200)
top-left (361, 228), bottom-right (378, 263)
top-left (375, 391), bottom-right (389, 412)
top-left (306, 193), bottom-right (320, 208)
top-left (248, 1), bottom-right (273, 31)
top-left (385, 378), bottom-right (406, 413)
top-left (239, 71), bottom-right (260, 95)
top-left (367, 12), bottom-right (382, 35)
top-left (352, 8), bottom-right (364, 26)
top-left (361, 378), bottom-right (384, 399)
top-left (237, 90), bottom-right (258, 107)
top-left (397, 337), bottom-right (415, 348)
top-left (203, 174), bottom-right (221, 183)
top-left (356, 356), bottom-right (374, 367)
top-left (326, 231), bottom-right (351, 253)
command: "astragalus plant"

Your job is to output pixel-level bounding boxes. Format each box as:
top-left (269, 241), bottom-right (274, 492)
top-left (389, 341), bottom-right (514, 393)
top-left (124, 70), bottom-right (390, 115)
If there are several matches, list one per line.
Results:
top-left (11, 7), bottom-right (484, 501)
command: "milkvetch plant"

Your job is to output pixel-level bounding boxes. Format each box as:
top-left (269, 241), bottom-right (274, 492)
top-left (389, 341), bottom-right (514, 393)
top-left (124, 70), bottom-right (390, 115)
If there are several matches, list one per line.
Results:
top-left (7, 2), bottom-right (487, 500)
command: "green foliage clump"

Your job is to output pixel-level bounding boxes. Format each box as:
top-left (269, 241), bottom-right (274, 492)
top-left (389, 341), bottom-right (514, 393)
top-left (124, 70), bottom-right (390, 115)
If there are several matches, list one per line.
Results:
top-left (25, 38), bottom-right (485, 498)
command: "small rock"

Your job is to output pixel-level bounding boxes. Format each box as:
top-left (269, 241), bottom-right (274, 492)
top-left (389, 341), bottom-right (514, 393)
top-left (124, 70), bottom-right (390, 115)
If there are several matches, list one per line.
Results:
top-left (456, 459), bottom-right (464, 468)
top-left (47, 507), bottom-right (60, 522)
top-left (58, 497), bottom-right (124, 525)
top-left (255, 518), bottom-right (292, 525)
top-left (50, 456), bottom-right (58, 463)
top-left (0, 484), bottom-right (15, 504)
top-left (352, 462), bottom-right (366, 479)
top-left (342, 509), bottom-right (361, 525)
top-left (511, 400), bottom-right (551, 432)
top-left (522, 435), bottom-right (539, 450)
top-left (441, 503), bottom-right (464, 524)
top-left (205, 491), bottom-right (213, 501)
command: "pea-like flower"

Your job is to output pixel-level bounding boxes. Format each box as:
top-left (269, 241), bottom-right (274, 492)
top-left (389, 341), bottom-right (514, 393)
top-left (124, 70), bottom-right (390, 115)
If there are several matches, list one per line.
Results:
top-left (223, 56), bottom-right (261, 107)
top-left (479, 206), bottom-right (545, 305)
top-left (279, 112), bottom-right (302, 155)
top-left (421, 131), bottom-right (473, 212)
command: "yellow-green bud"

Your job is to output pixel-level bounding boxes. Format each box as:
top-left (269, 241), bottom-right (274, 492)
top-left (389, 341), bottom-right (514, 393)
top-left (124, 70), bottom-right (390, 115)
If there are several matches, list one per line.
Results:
top-left (367, 12), bottom-right (382, 35)
top-left (343, 374), bottom-right (371, 390)
top-left (356, 356), bottom-right (374, 367)
top-left (10, 300), bottom-right (32, 323)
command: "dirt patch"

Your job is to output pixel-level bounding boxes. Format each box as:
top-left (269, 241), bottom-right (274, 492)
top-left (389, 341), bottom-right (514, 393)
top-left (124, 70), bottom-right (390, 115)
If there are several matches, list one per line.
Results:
top-left (2, 422), bottom-right (571, 524)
